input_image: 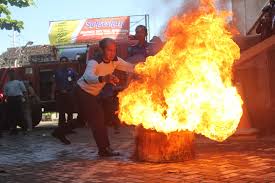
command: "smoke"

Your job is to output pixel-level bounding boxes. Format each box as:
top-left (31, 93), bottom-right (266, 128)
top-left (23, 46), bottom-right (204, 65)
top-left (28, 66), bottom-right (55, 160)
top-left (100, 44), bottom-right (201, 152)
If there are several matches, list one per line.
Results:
top-left (160, 0), bottom-right (231, 17)
top-left (149, 0), bottom-right (231, 38)
top-left (156, 0), bottom-right (233, 37)
top-left (154, 0), bottom-right (201, 37)
top-left (176, 0), bottom-right (200, 16)
top-left (159, 0), bottom-right (201, 16)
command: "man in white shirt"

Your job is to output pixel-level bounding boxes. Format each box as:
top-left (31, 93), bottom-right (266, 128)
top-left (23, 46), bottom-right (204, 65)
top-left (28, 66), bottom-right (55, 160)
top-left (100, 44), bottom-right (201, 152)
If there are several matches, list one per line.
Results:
top-left (76, 38), bottom-right (134, 157)
top-left (4, 70), bottom-right (27, 135)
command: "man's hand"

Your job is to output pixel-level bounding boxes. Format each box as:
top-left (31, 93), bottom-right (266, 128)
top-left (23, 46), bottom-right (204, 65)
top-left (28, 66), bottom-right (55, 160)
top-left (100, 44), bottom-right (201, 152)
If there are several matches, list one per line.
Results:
top-left (102, 74), bottom-right (120, 85)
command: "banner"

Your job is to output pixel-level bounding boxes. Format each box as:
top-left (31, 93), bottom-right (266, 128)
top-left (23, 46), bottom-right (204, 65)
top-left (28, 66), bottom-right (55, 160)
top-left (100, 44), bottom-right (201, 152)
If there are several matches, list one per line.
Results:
top-left (49, 16), bottom-right (130, 45)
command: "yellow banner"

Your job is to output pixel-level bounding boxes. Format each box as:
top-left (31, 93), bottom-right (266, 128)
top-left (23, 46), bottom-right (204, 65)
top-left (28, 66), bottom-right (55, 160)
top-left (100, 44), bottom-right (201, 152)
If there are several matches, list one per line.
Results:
top-left (49, 17), bottom-right (130, 45)
top-left (49, 20), bottom-right (83, 45)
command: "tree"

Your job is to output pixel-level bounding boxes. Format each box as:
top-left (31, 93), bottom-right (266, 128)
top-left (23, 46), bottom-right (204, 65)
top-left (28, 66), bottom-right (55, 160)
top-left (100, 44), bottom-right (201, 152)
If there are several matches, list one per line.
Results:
top-left (0, 0), bottom-right (34, 32)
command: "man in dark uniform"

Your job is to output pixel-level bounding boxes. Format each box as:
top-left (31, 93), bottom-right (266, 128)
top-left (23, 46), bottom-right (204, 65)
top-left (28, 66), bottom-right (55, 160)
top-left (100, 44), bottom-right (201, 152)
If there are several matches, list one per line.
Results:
top-left (127, 25), bottom-right (150, 64)
top-left (51, 65), bottom-right (78, 144)
top-left (127, 25), bottom-right (163, 64)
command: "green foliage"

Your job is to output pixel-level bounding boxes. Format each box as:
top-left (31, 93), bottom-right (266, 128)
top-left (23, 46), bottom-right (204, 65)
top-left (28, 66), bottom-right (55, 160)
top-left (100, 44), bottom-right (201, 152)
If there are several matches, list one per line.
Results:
top-left (0, 0), bottom-right (34, 8)
top-left (0, 0), bottom-right (34, 32)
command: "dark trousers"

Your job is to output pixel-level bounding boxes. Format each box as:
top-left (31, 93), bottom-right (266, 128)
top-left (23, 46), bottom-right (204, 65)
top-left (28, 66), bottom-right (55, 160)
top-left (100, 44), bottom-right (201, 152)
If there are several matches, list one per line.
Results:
top-left (56, 92), bottom-right (74, 127)
top-left (76, 86), bottom-right (110, 149)
top-left (6, 96), bottom-right (25, 131)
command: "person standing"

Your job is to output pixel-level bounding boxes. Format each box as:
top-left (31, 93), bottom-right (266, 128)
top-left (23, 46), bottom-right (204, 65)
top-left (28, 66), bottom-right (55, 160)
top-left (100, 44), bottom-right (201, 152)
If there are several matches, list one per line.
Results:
top-left (127, 25), bottom-right (163, 64)
top-left (76, 38), bottom-right (135, 157)
top-left (23, 81), bottom-right (39, 131)
top-left (53, 66), bottom-right (78, 126)
top-left (3, 70), bottom-right (27, 135)
top-left (22, 81), bottom-right (33, 132)
top-left (127, 25), bottom-right (150, 64)
top-left (51, 65), bottom-right (78, 144)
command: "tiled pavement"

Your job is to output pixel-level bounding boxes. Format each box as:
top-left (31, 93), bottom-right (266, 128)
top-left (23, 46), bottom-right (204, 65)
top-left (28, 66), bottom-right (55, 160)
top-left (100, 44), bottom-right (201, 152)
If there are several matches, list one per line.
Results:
top-left (0, 122), bottom-right (275, 183)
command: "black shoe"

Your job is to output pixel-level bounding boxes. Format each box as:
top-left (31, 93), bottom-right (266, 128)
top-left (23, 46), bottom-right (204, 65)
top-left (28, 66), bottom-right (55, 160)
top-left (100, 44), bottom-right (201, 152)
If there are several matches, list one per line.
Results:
top-left (98, 147), bottom-right (120, 157)
top-left (0, 170), bottom-right (7, 174)
top-left (51, 131), bottom-right (71, 145)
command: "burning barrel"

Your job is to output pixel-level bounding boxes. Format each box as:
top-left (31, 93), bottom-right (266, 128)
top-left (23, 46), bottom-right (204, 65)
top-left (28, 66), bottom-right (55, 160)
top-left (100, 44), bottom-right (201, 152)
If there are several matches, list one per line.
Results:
top-left (135, 126), bottom-right (195, 162)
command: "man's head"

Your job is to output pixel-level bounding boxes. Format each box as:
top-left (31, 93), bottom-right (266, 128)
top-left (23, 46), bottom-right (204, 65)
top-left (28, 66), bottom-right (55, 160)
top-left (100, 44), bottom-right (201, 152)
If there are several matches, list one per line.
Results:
top-left (135, 25), bottom-right (148, 43)
top-left (57, 62), bottom-right (67, 70)
top-left (7, 69), bottom-right (16, 81)
top-left (99, 38), bottom-right (117, 62)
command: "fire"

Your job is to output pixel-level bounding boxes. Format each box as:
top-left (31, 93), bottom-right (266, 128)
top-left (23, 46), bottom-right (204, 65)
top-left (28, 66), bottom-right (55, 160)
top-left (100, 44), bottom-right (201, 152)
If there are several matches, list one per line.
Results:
top-left (118, 0), bottom-right (243, 142)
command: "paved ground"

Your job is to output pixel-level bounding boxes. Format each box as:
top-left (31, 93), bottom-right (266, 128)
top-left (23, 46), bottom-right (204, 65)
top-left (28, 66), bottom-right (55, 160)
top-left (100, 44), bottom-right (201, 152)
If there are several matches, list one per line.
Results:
top-left (0, 121), bottom-right (275, 183)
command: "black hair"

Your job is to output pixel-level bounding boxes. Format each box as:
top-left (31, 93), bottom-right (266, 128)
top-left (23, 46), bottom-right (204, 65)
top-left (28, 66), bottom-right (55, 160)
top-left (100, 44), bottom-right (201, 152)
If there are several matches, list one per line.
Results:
top-left (135, 25), bottom-right (148, 36)
top-left (99, 38), bottom-right (115, 50)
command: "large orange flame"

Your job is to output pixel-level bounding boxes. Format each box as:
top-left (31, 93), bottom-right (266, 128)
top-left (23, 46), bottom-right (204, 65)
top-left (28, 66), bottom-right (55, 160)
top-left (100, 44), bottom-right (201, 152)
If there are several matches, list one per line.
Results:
top-left (118, 0), bottom-right (243, 142)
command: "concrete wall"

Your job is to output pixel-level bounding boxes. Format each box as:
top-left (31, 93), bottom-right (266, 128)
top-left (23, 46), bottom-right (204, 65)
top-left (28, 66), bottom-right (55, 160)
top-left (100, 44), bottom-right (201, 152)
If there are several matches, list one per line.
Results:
top-left (231, 0), bottom-right (268, 35)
